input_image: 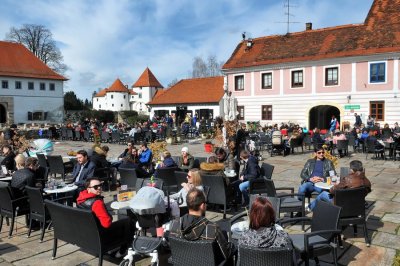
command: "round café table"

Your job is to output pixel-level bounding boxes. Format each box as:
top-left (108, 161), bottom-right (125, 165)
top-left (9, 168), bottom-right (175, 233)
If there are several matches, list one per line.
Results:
top-left (314, 182), bottom-right (334, 190)
top-left (0, 176), bottom-right (12, 182)
top-left (44, 184), bottom-right (78, 194)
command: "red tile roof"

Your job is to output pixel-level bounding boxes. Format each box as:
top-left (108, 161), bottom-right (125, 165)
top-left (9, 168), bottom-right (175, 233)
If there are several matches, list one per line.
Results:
top-left (148, 76), bottom-right (224, 105)
top-left (0, 41), bottom-right (67, 80)
top-left (129, 89), bottom-right (137, 95)
top-left (132, 67), bottom-right (163, 88)
top-left (223, 0), bottom-right (400, 70)
top-left (94, 88), bottom-right (107, 97)
top-left (107, 78), bottom-right (129, 93)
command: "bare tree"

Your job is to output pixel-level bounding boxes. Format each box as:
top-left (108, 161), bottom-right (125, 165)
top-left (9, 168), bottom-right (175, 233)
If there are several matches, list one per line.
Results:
top-left (6, 24), bottom-right (67, 74)
top-left (191, 55), bottom-right (222, 78)
top-left (167, 78), bottom-right (179, 87)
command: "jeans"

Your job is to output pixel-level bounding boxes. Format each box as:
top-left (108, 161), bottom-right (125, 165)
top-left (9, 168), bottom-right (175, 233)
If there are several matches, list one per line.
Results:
top-left (298, 181), bottom-right (323, 201)
top-left (232, 180), bottom-right (250, 204)
top-left (309, 191), bottom-right (333, 210)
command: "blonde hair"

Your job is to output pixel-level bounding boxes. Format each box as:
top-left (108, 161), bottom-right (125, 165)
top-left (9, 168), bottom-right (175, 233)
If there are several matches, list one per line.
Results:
top-left (188, 168), bottom-right (203, 186)
top-left (15, 154), bottom-right (26, 170)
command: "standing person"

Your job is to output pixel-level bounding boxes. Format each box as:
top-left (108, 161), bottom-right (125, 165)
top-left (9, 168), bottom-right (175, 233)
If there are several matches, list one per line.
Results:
top-left (329, 115), bottom-right (338, 134)
top-left (298, 147), bottom-right (336, 203)
top-left (354, 113), bottom-right (362, 128)
top-left (308, 160), bottom-right (371, 211)
top-left (1, 144), bottom-right (16, 171)
top-left (235, 123), bottom-right (248, 159)
top-left (233, 151), bottom-right (260, 206)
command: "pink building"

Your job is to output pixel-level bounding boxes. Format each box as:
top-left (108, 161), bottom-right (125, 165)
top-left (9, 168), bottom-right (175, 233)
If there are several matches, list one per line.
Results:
top-left (222, 0), bottom-right (400, 129)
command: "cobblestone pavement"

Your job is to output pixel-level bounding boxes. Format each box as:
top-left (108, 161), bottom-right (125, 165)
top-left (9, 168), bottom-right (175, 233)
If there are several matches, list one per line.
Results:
top-left (0, 140), bottom-right (399, 265)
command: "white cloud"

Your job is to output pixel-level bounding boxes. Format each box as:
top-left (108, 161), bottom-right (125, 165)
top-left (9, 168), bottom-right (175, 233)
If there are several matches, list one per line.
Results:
top-left (0, 0), bottom-right (374, 100)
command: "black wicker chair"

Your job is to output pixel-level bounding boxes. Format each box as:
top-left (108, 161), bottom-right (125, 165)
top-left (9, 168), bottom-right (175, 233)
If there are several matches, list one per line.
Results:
top-left (365, 138), bottom-right (385, 160)
top-left (36, 153), bottom-right (48, 168)
top-left (335, 140), bottom-right (349, 157)
top-left (193, 157), bottom-right (208, 169)
top-left (25, 186), bottom-right (51, 242)
top-left (260, 162), bottom-right (275, 179)
top-left (280, 201), bottom-right (342, 266)
top-left (169, 237), bottom-right (227, 266)
top-left (201, 174), bottom-right (230, 219)
top-left (334, 187), bottom-right (370, 247)
top-left (47, 155), bottom-right (74, 180)
top-left (237, 246), bottom-right (295, 266)
top-left (154, 167), bottom-right (179, 193)
top-left (118, 168), bottom-right (138, 191)
top-left (0, 182), bottom-right (30, 238)
top-left (174, 170), bottom-right (188, 187)
top-left (45, 200), bottom-right (131, 266)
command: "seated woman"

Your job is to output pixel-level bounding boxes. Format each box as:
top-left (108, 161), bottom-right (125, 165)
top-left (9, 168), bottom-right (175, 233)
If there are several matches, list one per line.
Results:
top-left (1, 144), bottom-right (16, 171)
top-left (239, 197), bottom-right (291, 248)
top-left (157, 151), bottom-right (177, 169)
top-left (119, 147), bottom-right (150, 178)
top-left (381, 123), bottom-right (393, 140)
top-left (179, 147), bottom-right (194, 171)
top-left (170, 168), bottom-right (203, 207)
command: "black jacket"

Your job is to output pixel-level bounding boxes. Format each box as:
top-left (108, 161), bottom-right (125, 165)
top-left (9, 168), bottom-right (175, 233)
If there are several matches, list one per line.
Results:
top-left (1, 151), bottom-right (16, 171)
top-left (11, 168), bottom-right (35, 198)
top-left (300, 158), bottom-right (336, 182)
top-left (241, 155), bottom-right (260, 181)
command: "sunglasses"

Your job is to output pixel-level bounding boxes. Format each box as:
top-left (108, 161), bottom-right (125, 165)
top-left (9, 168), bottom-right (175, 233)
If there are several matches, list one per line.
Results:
top-left (89, 184), bottom-right (102, 190)
top-left (316, 151), bottom-right (324, 154)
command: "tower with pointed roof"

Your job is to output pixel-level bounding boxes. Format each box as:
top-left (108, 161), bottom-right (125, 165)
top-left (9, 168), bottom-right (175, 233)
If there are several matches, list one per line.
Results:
top-left (130, 67), bottom-right (164, 114)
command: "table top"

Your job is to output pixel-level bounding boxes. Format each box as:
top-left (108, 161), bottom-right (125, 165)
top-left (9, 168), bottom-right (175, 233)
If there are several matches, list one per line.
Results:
top-left (110, 201), bottom-right (131, 210)
top-left (314, 182), bottom-right (334, 190)
top-left (44, 184), bottom-right (78, 194)
top-left (0, 176), bottom-right (12, 181)
top-left (224, 171), bottom-right (236, 177)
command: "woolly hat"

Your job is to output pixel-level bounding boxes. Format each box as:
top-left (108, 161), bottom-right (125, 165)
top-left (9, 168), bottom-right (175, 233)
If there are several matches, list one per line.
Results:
top-left (181, 147), bottom-right (189, 153)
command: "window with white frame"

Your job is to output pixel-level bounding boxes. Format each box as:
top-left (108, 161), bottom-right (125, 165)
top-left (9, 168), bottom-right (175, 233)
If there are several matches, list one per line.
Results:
top-left (261, 72), bottom-right (272, 89)
top-left (325, 67), bottom-right (339, 86)
top-left (49, 83), bottom-right (55, 91)
top-left (234, 75), bottom-right (244, 91)
top-left (237, 106), bottom-right (245, 120)
top-left (370, 62), bottom-right (386, 83)
top-left (28, 82), bottom-right (34, 90)
top-left (291, 70), bottom-right (303, 87)
top-left (15, 81), bottom-right (21, 89)
top-left (2, 80), bottom-right (8, 89)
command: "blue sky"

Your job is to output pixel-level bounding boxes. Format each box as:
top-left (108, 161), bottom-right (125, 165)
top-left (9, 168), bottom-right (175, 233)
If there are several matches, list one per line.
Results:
top-left (0, 0), bottom-right (374, 100)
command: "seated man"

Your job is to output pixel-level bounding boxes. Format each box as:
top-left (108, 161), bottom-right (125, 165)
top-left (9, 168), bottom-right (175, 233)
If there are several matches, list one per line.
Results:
top-left (11, 156), bottom-right (37, 198)
top-left (138, 142), bottom-right (152, 167)
top-left (168, 188), bottom-right (234, 261)
top-left (71, 150), bottom-right (96, 189)
top-left (233, 151), bottom-right (260, 206)
top-left (298, 147), bottom-right (336, 202)
top-left (77, 177), bottom-right (132, 257)
top-left (309, 160), bottom-right (371, 210)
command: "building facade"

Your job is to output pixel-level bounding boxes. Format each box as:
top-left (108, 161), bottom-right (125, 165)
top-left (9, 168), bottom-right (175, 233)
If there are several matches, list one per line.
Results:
top-left (222, 0), bottom-right (400, 129)
top-left (0, 41), bottom-right (67, 124)
top-left (148, 76), bottom-right (224, 124)
top-left (92, 67), bottom-right (163, 115)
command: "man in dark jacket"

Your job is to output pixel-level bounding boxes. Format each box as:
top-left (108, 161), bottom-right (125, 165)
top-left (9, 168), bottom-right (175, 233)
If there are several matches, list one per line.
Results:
top-left (233, 150), bottom-right (260, 206)
top-left (71, 150), bottom-right (96, 188)
top-left (298, 147), bottom-right (336, 201)
top-left (168, 188), bottom-right (234, 261)
top-left (11, 157), bottom-right (37, 198)
top-left (308, 160), bottom-right (371, 210)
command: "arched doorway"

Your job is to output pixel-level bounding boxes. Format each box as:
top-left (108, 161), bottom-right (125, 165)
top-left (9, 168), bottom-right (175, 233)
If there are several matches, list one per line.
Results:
top-left (0, 104), bottom-right (6, 123)
top-left (309, 105), bottom-right (340, 130)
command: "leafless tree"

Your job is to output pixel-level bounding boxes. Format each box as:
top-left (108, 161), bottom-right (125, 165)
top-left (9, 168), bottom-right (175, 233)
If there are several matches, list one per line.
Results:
top-left (167, 78), bottom-right (179, 87)
top-left (191, 55), bottom-right (222, 78)
top-left (6, 24), bottom-right (67, 74)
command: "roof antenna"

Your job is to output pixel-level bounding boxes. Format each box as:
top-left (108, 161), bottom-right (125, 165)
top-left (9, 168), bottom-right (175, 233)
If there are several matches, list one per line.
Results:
top-left (242, 32), bottom-right (246, 40)
top-left (275, 0), bottom-right (299, 34)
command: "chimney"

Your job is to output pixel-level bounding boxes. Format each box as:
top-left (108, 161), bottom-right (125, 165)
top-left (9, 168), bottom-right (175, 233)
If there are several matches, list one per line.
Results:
top-left (306, 22), bottom-right (312, 31)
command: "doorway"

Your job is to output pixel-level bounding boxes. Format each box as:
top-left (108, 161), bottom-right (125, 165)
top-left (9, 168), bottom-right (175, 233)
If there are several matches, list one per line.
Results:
top-left (309, 105), bottom-right (340, 130)
top-left (0, 104), bottom-right (6, 123)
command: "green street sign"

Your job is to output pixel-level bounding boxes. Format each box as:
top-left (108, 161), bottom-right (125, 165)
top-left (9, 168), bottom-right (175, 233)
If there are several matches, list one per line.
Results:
top-left (345, 105), bottom-right (360, 110)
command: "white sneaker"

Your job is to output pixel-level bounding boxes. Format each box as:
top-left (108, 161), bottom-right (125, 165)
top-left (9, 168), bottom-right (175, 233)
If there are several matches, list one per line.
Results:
top-left (115, 250), bottom-right (126, 259)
